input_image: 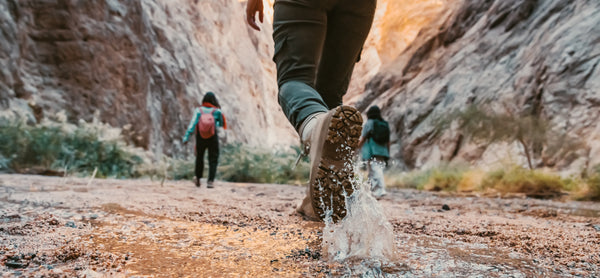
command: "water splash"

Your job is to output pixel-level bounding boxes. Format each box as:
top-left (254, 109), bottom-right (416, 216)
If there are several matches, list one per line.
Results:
top-left (321, 161), bottom-right (398, 266)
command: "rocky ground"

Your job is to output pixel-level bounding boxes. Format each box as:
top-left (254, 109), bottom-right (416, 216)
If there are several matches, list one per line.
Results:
top-left (1, 174), bottom-right (599, 277)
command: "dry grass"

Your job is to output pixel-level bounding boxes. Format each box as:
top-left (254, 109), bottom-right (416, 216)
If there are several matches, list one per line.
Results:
top-left (582, 176), bottom-right (600, 201)
top-left (385, 165), bottom-right (588, 200)
top-left (386, 164), bottom-right (468, 191)
top-left (575, 166), bottom-right (600, 201)
top-left (423, 168), bottom-right (463, 192)
top-left (480, 167), bottom-right (566, 199)
top-left (456, 170), bottom-right (486, 192)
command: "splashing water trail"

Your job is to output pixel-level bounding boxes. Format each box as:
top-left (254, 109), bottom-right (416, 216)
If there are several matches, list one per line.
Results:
top-left (322, 159), bottom-right (399, 274)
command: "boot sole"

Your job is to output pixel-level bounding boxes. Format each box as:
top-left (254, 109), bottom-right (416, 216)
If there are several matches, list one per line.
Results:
top-left (310, 106), bottom-right (362, 222)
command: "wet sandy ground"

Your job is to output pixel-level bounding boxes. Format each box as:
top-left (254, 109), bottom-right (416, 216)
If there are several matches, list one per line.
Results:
top-left (1, 174), bottom-right (599, 277)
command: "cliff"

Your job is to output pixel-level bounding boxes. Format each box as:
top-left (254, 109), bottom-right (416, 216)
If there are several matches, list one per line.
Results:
top-left (2, 0), bottom-right (598, 172)
top-left (0, 0), bottom-right (296, 157)
top-left (358, 0), bottom-right (600, 173)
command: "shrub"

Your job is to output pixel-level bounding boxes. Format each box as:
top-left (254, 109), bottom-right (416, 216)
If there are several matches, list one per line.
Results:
top-left (386, 164), bottom-right (468, 191)
top-left (169, 158), bottom-right (196, 181)
top-left (422, 165), bottom-right (467, 192)
top-left (0, 154), bottom-right (9, 171)
top-left (149, 143), bottom-right (310, 184)
top-left (481, 166), bottom-right (566, 199)
top-left (435, 105), bottom-right (585, 170)
top-left (456, 170), bottom-right (486, 192)
top-left (0, 117), bottom-right (311, 183)
top-left (217, 143), bottom-right (309, 184)
top-left (585, 175), bottom-right (600, 201)
top-left (578, 165), bottom-right (600, 201)
top-left (386, 168), bottom-right (431, 189)
top-left (387, 164), bottom-right (574, 199)
top-left (0, 121), bottom-right (143, 178)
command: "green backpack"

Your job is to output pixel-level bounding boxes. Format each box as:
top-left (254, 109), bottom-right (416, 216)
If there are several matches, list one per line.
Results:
top-left (371, 120), bottom-right (390, 144)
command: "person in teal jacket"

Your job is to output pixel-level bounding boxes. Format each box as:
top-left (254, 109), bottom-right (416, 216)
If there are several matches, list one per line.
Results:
top-left (183, 92), bottom-right (227, 188)
top-left (358, 106), bottom-right (390, 198)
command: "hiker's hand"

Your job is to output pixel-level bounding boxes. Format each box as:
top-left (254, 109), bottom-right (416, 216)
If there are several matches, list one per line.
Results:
top-left (246, 0), bottom-right (264, 31)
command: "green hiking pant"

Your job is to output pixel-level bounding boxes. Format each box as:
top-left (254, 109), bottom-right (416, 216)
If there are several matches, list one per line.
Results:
top-left (273, 0), bottom-right (377, 131)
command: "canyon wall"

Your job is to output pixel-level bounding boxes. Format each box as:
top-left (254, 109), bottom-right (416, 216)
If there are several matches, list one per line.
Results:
top-left (357, 0), bottom-right (600, 173)
top-left (0, 0), bottom-right (296, 157)
top-left (2, 0), bottom-right (598, 173)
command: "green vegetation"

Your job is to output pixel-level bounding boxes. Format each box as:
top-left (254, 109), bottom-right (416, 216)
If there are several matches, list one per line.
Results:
top-left (480, 166), bottom-right (566, 199)
top-left (422, 166), bottom-right (465, 192)
top-left (412, 104), bottom-right (596, 199)
top-left (217, 143), bottom-right (309, 184)
top-left (436, 105), bottom-right (585, 170)
top-left (0, 120), bottom-right (309, 184)
top-left (585, 176), bottom-right (600, 201)
top-left (2, 119), bottom-right (598, 201)
top-left (385, 164), bottom-right (595, 199)
top-left (578, 165), bottom-right (600, 201)
top-left (0, 121), bottom-right (142, 178)
top-left (143, 144), bottom-right (310, 184)
top-left (387, 164), bottom-right (467, 191)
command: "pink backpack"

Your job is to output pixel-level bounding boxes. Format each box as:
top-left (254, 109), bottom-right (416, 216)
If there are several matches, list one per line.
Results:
top-left (197, 108), bottom-right (217, 139)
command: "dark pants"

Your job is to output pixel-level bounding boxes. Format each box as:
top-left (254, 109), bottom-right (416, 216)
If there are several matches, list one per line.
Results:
top-left (273, 0), bottom-right (377, 131)
top-left (196, 134), bottom-right (219, 182)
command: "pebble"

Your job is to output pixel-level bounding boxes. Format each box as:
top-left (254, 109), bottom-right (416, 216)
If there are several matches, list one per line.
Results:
top-left (66, 221), bottom-right (77, 228)
top-left (442, 204), bottom-right (451, 211)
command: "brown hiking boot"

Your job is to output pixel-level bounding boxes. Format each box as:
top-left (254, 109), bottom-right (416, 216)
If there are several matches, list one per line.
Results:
top-left (302, 105), bottom-right (362, 222)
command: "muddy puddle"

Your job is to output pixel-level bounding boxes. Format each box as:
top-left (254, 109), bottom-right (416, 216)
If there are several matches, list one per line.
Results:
top-left (88, 217), bottom-right (321, 276)
top-left (1, 174), bottom-right (599, 277)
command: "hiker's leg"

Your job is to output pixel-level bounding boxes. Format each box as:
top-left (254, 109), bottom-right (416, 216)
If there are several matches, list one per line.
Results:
top-left (370, 157), bottom-right (387, 197)
top-left (196, 139), bottom-right (208, 180)
top-left (273, 1), bottom-right (329, 131)
top-left (315, 0), bottom-right (376, 108)
top-left (274, 0), bottom-right (369, 222)
top-left (367, 158), bottom-right (375, 189)
top-left (207, 136), bottom-right (220, 182)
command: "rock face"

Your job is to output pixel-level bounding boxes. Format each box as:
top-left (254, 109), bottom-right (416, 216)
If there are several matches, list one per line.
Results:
top-left (0, 0), bottom-right (296, 156)
top-left (345, 0), bottom-right (449, 104)
top-left (2, 0), bottom-right (597, 172)
top-left (358, 0), bottom-right (600, 172)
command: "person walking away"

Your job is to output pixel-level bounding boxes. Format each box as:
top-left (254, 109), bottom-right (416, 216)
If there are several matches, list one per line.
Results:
top-left (182, 92), bottom-right (227, 188)
top-left (246, 0), bottom-right (377, 222)
top-left (358, 106), bottom-right (390, 198)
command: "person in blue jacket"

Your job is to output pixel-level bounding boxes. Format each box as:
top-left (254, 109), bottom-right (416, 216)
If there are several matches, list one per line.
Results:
top-left (183, 92), bottom-right (227, 188)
